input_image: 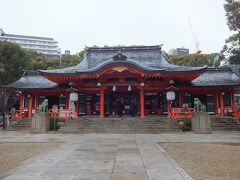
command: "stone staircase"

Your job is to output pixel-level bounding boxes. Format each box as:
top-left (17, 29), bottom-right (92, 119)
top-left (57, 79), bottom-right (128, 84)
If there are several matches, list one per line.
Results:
top-left (210, 116), bottom-right (240, 131)
top-left (5, 115), bottom-right (240, 133)
top-left (5, 119), bottom-right (32, 131)
top-left (58, 116), bottom-right (181, 133)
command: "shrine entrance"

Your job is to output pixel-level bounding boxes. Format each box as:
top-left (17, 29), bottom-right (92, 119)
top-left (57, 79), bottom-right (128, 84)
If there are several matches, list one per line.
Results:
top-left (107, 92), bottom-right (139, 116)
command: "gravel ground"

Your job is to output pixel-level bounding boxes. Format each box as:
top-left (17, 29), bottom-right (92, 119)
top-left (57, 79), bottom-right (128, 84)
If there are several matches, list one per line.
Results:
top-left (0, 142), bottom-right (62, 175)
top-left (161, 143), bottom-right (240, 180)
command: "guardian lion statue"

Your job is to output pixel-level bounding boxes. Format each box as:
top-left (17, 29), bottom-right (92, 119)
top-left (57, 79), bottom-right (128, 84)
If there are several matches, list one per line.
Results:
top-left (194, 98), bottom-right (206, 112)
top-left (38, 99), bottom-right (48, 113)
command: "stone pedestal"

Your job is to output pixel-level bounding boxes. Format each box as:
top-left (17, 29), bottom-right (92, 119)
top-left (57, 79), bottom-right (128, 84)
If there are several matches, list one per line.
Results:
top-left (31, 113), bottom-right (50, 133)
top-left (192, 112), bottom-right (212, 134)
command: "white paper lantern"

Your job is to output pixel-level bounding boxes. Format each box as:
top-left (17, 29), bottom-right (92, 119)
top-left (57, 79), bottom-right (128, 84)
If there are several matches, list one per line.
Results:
top-left (113, 85), bottom-right (117, 92)
top-left (128, 85), bottom-right (131, 91)
top-left (166, 91), bottom-right (175, 101)
top-left (70, 92), bottom-right (78, 101)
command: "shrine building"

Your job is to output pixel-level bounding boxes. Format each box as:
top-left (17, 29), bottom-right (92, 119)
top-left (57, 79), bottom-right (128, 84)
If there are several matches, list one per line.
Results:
top-left (5, 45), bottom-right (240, 119)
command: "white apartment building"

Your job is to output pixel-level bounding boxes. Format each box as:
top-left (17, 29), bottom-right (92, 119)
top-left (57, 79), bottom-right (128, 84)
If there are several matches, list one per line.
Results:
top-left (0, 29), bottom-right (60, 57)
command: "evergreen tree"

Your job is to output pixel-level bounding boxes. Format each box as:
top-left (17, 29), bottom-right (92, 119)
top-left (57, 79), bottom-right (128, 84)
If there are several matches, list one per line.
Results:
top-left (222, 0), bottom-right (240, 64)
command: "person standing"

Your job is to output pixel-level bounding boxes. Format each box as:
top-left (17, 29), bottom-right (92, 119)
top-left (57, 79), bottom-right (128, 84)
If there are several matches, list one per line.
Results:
top-left (130, 98), bottom-right (135, 117)
top-left (117, 99), bottom-right (123, 117)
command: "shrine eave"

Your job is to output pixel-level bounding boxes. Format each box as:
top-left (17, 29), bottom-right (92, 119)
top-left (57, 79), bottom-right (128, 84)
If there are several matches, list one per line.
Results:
top-left (3, 72), bottom-right (58, 90)
top-left (38, 59), bottom-right (206, 75)
top-left (192, 68), bottom-right (240, 86)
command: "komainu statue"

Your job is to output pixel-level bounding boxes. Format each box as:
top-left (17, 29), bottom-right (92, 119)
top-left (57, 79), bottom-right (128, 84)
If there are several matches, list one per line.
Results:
top-left (38, 99), bottom-right (48, 113)
top-left (194, 98), bottom-right (206, 112)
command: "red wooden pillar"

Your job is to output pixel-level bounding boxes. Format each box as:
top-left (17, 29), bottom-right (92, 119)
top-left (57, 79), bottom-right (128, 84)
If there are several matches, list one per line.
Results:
top-left (28, 95), bottom-right (33, 118)
top-left (214, 93), bottom-right (218, 115)
top-left (231, 91), bottom-right (237, 118)
top-left (20, 94), bottom-right (24, 110)
top-left (140, 86), bottom-right (145, 118)
top-left (220, 93), bottom-right (224, 116)
top-left (167, 100), bottom-right (171, 117)
top-left (35, 95), bottom-right (39, 111)
top-left (100, 85), bottom-right (105, 118)
top-left (75, 100), bottom-right (79, 117)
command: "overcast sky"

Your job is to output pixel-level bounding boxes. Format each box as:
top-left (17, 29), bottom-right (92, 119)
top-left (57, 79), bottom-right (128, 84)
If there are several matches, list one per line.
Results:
top-left (0, 0), bottom-right (231, 54)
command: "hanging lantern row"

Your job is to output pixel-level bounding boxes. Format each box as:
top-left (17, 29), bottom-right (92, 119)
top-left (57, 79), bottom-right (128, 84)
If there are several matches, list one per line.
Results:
top-left (96, 82), bottom-right (146, 92)
top-left (112, 85), bottom-right (132, 92)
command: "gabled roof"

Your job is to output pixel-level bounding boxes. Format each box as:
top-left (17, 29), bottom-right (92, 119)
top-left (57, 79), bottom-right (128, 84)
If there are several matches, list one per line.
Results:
top-left (39, 45), bottom-right (205, 74)
top-left (191, 68), bottom-right (240, 86)
top-left (4, 71), bottom-right (57, 89)
top-left (5, 68), bottom-right (240, 90)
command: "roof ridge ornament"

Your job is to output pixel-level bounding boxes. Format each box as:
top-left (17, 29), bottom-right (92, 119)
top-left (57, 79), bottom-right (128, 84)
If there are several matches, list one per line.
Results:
top-left (113, 49), bottom-right (127, 61)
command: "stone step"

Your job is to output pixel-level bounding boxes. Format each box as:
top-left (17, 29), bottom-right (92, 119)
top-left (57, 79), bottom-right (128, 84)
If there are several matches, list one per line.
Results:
top-left (10, 122), bottom-right (32, 125)
top-left (211, 124), bottom-right (240, 128)
top-left (210, 124), bottom-right (240, 131)
top-left (5, 127), bottom-right (31, 131)
top-left (5, 119), bottom-right (32, 131)
top-left (59, 125), bottom-right (180, 129)
top-left (211, 124), bottom-right (240, 127)
top-left (76, 120), bottom-right (175, 123)
top-left (211, 120), bottom-right (237, 123)
top-left (58, 117), bottom-right (181, 133)
top-left (75, 122), bottom-right (177, 125)
top-left (209, 116), bottom-right (240, 131)
top-left (59, 128), bottom-right (181, 134)
top-left (210, 118), bottom-right (235, 122)
top-left (8, 123), bottom-right (31, 127)
top-left (211, 127), bottom-right (240, 131)
top-left (59, 126), bottom-right (180, 130)
top-left (77, 123), bottom-right (179, 126)
top-left (62, 120), bottom-right (178, 124)
top-left (211, 121), bottom-right (237, 124)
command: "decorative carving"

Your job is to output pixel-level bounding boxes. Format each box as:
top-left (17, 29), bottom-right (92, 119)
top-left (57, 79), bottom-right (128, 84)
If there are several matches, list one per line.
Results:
top-left (38, 99), bottom-right (48, 113)
top-left (112, 50), bottom-right (127, 61)
top-left (153, 73), bottom-right (162, 77)
top-left (80, 74), bottom-right (88, 78)
top-left (112, 66), bottom-right (128, 72)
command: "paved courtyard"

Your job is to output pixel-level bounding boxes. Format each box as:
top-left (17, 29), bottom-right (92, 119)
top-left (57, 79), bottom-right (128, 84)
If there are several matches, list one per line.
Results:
top-left (0, 131), bottom-right (240, 180)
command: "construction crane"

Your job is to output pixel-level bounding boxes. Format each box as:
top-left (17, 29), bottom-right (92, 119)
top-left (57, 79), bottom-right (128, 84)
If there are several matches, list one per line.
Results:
top-left (188, 18), bottom-right (201, 53)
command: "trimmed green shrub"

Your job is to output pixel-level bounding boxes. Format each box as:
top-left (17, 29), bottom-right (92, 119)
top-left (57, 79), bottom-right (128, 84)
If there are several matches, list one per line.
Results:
top-left (49, 117), bottom-right (60, 131)
top-left (181, 119), bottom-right (192, 131)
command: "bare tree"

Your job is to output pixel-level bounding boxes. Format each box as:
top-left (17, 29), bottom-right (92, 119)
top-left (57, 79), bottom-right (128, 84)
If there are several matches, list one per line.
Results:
top-left (0, 86), bottom-right (10, 129)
